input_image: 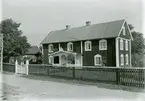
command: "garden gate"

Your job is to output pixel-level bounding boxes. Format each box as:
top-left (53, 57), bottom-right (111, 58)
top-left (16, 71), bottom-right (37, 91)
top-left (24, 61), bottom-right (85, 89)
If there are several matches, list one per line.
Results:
top-left (15, 59), bottom-right (29, 75)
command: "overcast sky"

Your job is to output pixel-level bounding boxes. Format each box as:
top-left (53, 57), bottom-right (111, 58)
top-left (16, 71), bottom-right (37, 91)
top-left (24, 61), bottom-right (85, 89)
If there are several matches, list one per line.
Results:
top-left (3, 0), bottom-right (143, 45)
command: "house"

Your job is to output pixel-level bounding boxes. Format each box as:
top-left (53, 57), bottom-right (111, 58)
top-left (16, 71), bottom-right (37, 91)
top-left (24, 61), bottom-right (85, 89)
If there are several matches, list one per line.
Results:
top-left (24, 46), bottom-right (42, 64)
top-left (41, 19), bottom-right (133, 67)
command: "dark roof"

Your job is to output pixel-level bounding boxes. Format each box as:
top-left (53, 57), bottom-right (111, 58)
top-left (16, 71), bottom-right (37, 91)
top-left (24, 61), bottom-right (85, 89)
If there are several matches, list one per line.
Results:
top-left (25, 46), bottom-right (41, 55)
top-left (41, 19), bottom-right (125, 44)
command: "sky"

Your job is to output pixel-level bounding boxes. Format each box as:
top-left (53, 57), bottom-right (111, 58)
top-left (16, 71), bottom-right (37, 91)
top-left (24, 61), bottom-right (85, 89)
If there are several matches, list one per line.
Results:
top-left (2, 0), bottom-right (144, 46)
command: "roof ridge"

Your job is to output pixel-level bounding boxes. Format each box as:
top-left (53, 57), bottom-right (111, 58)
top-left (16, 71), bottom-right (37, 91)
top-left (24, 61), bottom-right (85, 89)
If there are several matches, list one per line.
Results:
top-left (49, 19), bottom-right (125, 32)
top-left (41, 19), bottom-right (125, 44)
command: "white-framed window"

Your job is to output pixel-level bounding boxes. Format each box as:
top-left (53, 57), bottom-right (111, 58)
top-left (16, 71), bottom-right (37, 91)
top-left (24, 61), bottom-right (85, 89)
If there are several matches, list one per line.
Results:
top-left (85, 41), bottom-right (92, 51)
top-left (49, 56), bottom-right (53, 64)
top-left (120, 39), bottom-right (124, 50)
top-left (120, 54), bottom-right (124, 66)
top-left (125, 54), bottom-right (128, 65)
top-left (94, 54), bottom-right (102, 66)
top-left (122, 26), bottom-right (125, 35)
top-left (125, 40), bottom-right (128, 51)
top-left (67, 42), bottom-right (73, 51)
top-left (48, 44), bottom-right (53, 52)
top-left (99, 39), bottom-right (107, 50)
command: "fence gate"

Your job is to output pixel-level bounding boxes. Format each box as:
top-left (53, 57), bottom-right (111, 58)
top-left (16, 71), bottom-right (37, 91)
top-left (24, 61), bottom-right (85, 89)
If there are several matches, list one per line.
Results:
top-left (15, 60), bottom-right (29, 75)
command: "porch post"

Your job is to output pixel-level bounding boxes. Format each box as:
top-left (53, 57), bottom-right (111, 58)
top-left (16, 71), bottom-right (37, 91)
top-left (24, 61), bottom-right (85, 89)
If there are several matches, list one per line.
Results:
top-left (59, 55), bottom-right (61, 65)
top-left (81, 41), bottom-right (83, 66)
top-left (75, 54), bottom-right (77, 66)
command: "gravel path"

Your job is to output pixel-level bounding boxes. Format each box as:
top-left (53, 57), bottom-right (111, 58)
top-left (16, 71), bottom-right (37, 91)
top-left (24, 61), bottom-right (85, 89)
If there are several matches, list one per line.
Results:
top-left (0, 73), bottom-right (145, 101)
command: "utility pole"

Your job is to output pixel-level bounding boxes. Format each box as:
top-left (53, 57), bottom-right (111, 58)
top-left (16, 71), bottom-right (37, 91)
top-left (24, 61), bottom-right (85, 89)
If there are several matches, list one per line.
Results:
top-left (0, 34), bottom-right (3, 73)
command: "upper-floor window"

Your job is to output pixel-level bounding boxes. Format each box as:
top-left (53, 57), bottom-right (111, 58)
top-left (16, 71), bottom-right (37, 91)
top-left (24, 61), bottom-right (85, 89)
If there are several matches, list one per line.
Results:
top-left (48, 44), bottom-right (53, 52)
top-left (125, 40), bottom-right (128, 51)
top-left (120, 54), bottom-right (124, 66)
top-left (125, 54), bottom-right (128, 65)
top-left (120, 39), bottom-right (124, 50)
top-left (99, 39), bottom-right (107, 50)
top-left (67, 42), bottom-right (73, 51)
top-left (85, 41), bottom-right (92, 51)
top-left (122, 26), bottom-right (125, 35)
top-left (94, 54), bottom-right (102, 66)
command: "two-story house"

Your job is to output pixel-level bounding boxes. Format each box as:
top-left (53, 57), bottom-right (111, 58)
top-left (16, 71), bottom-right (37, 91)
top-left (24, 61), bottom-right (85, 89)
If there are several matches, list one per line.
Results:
top-left (41, 19), bottom-right (133, 67)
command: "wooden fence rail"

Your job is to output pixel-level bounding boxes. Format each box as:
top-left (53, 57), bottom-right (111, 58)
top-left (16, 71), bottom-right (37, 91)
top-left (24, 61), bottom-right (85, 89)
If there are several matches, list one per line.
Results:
top-left (3, 63), bottom-right (145, 88)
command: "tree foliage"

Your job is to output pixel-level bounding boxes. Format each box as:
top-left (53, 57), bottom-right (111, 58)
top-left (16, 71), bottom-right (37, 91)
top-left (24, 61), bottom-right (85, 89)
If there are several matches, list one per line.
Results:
top-left (129, 24), bottom-right (144, 67)
top-left (0, 19), bottom-right (31, 62)
top-left (67, 54), bottom-right (75, 64)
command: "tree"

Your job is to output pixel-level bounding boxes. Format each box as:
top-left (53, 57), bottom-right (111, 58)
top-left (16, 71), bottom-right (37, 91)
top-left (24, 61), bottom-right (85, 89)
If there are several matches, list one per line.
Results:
top-left (0, 19), bottom-right (30, 62)
top-left (67, 54), bottom-right (75, 64)
top-left (129, 24), bottom-right (145, 67)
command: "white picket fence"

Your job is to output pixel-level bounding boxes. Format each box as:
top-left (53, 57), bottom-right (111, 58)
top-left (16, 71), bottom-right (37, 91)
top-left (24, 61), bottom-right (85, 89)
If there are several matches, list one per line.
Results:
top-left (15, 60), bottom-right (29, 75)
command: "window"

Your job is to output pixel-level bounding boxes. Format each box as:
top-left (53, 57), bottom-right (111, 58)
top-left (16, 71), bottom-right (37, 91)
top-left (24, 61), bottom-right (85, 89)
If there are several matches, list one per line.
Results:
top-left (120, 39), bottom-right (123, 50)
top-left (125, 40), bottom-right (128, 50)
top-left (49, 56), bottom-right (53, 64)
top-left (125, 54), bottom-right (128, 65)
top-left (122, 26), bottom-right (125, 35)
top-left (54, 56), bottom-right (59, 64)
top-left (32, 58), bottom-right (37, 62)
top-left (48, 44), bottom-right (53, 52)
top-left (94, 54), bottom-right (102, 66)
top-left (120, 54), bottom-right (124, 66)
top-left (99, 39), bottom-right (107, 50)
top-left (67, 42), bottom-right (73, 51)
top-left (85, 41), bottom-right (92, 51)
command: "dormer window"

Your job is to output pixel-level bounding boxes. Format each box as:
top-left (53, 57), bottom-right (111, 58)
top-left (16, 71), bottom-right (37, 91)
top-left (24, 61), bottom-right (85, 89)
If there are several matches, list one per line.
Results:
top-left (67, 42), bottom-right (73, 51)
top-left (122, 26), bottom-right (125, 35)
top-left (99, 39), bottom-right (107, 50)
top-left (120, 39), bottom-right (123, 50)
top-left (85, 41), bottom-right (92, 51)
top-left (48, 44), bottom-right (53, 52)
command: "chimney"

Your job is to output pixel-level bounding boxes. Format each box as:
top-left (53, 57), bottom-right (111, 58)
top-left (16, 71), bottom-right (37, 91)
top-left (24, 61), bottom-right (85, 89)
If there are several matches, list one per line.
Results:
top-left (86, 21), bottom-right (91, 26)
top-left (66, 25), bottom-right (70, 30)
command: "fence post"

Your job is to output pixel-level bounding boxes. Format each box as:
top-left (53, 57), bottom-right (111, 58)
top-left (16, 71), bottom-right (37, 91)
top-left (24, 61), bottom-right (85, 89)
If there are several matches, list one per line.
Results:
top-left (26, 60), bottom-right (29, 75)
top-left (15, 60), bottom-right (18, 74)
top-left (47, 65), bottom-right (50, 76)
top-left (116, 68), bottom-right (120, 85)
top-left (72, 67), bottom-right (75, 79)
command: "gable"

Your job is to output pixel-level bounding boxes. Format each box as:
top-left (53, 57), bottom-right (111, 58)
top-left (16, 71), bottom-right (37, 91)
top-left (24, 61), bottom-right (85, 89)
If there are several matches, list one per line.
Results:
top-left (41, 19), bottom-right (125, 44)
top-left (118, 21), bottom-right (133, 40)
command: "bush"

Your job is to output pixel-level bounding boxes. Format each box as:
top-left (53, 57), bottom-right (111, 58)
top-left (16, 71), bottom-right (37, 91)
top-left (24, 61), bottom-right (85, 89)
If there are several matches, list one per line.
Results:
top-left (132, 53), bottom-right (144, 67)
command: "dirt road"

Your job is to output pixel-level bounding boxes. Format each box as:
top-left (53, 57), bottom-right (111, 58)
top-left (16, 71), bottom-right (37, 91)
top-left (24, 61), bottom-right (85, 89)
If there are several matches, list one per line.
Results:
top-left (0, 73), bottom-right (145, 101)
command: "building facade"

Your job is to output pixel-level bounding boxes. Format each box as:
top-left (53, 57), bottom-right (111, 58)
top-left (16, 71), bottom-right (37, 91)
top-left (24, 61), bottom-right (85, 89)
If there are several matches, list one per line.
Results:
top-left (41, 19), bottom-right (133, 67)
top-left (24, 46), bottom-right (42, 64)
